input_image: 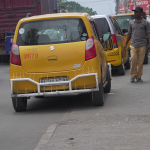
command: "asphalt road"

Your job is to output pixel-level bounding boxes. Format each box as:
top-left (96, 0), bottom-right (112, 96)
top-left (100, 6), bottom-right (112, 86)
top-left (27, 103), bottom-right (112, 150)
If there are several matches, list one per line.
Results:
top-left (0, 61), bottom-right (150, 150)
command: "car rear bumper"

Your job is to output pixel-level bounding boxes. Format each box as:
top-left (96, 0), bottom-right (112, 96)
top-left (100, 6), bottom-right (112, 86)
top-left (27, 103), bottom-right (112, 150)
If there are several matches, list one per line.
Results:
top-left (10, 73), bottom-right (99, 98)
top-left (108, 59), bottom-right (122, 67)
top-left (106, 48), bottom-right (122, 67)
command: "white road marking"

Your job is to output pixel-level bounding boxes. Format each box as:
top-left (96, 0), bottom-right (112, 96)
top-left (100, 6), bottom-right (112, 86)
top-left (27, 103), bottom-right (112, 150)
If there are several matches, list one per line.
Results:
top-left (108, 93), bottom-right (114, 95)
top-left (34, 124), bottom-right (57, 150)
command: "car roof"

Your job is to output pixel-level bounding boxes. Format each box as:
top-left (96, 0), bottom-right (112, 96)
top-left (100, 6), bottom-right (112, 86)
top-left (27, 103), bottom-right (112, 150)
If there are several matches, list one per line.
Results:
top-left (112, 13), bottom-right (134, 17)
top-left (20, 13), bottom-right (92, 21)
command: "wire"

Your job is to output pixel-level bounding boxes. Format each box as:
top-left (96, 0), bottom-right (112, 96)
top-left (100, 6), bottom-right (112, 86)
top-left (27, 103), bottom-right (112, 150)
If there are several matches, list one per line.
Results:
top-left (65, 0), bottom-right (115, 6)
top-left (83, 2), bottom-right (115, 7)
top-left (64, 0), bottom-right (116, 14)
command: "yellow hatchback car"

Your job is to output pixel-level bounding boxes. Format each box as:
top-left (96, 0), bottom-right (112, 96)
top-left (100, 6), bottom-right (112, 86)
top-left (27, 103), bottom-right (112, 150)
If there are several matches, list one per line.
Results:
top-left (9, 13), bottom-right (111, 112)
top-left (92, 15), bottom-right (130, 75)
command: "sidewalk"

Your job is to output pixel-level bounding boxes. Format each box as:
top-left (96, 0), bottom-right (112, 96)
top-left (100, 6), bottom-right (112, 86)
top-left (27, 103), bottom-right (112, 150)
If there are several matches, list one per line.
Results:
top-left (45, 115), bottom-right (150, 150)
top-left (35, 58), bottom-right (150, 150)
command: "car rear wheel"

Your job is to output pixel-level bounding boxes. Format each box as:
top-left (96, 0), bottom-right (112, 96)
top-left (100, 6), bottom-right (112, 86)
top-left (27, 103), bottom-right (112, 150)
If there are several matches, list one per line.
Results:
top-left (92, 76), bottom-right (104, 106)
top-left (143, 48), bottom-right (148, 64)
top-left (104, 67), bottom-right (111, 93)
top-left (117, 58), bottom-right (125, 75)
top-left (12, 97), bottom-right (27, 112)
top-left (125, 55), bottom-right (130, 69)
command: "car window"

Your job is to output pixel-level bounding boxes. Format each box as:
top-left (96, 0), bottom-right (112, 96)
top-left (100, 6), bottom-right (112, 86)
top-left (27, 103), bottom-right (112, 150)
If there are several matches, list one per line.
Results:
top-left (90, 21), bottom-right (99, 40)
top-left (114, 15), bottom-right (134, 30)
top-left (94, 18), bottom-right (111, 38)
top-left (109, 17), bottom-right (122, 35)
top-left (17, 18), bottom-right (89, 46)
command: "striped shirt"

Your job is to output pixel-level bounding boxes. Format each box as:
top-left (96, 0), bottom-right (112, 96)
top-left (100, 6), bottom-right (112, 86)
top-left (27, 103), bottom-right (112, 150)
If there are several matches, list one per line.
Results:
top-left (128, 19), bottom-right (150, 47)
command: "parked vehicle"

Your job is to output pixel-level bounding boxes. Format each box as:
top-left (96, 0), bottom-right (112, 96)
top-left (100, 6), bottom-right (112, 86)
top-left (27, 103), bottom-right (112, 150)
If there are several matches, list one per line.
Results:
top-left (113, 14), bottom-right (134, 30)
top-left (113, 13), bottom-right (149, 64)
top-left (0, 0), bottom-right (58, 63)
top-left (92, 15), bottom-right (130, 75)
top-left (9, 13), bottom-right (111, 112)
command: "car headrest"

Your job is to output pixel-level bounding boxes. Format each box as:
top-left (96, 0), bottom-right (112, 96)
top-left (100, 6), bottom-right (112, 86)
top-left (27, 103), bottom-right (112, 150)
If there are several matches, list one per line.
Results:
top-left (71, 31), bottom-right (80, 41)
top-left (38, 34), bottom-right (50, 43)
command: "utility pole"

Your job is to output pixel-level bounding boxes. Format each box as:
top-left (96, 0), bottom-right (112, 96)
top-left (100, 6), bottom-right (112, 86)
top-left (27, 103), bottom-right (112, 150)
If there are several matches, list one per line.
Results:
top-left (116, 0), bottom-right (118, 14)
top-left (124, 0), bottom-right (127, 13)
top-left (149, 0), bottom-right (150, 15)
top-left (134, 0), bottom-right (136, 9)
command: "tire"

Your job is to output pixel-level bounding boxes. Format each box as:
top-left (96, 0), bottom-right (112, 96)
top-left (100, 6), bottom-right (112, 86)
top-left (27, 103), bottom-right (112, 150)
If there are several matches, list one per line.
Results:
top-left (104, 67), bottom-right (111, 93)
top-left (92, 76), bottom-right (104, 106)
top-left (117, 58), bottom-right (125, 75)
top-left (1, 55), bottom-right (10, 63)
top-left (125, 55), bottom-right (130, 69)
top-left (143, 48), bottom-right (148, 64)
top-left (12, 97), bottom-right (27, 112)
top-left (35, 96), bottom-right (44, 98)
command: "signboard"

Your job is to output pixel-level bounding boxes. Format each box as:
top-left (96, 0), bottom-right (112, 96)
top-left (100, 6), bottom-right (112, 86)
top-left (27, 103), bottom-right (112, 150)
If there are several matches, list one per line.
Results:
top-left (118, 0), bottom-right (149, 14)
top-left (119, 0), bottom-right (125, 12)
top-left (136, 0), bottom-right (149, 14)
top-left (126, 0), bottom-right (134, 11)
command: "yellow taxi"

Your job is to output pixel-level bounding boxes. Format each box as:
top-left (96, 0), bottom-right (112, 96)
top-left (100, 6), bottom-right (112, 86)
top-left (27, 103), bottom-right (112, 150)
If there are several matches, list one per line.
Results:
top-left (9, 13), bottom-right (111, 112)
top-left (113, 13), bottom-right (148, 64)
top-left (91, 15), bottom-right (131, 75)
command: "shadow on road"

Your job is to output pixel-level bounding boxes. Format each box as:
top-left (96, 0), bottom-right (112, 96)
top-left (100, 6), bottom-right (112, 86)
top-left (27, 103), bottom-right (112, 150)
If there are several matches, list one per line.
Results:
top-left (26, 93), bottom-right (108, 113)
top-left (0, 63), bottom-right (10, 66)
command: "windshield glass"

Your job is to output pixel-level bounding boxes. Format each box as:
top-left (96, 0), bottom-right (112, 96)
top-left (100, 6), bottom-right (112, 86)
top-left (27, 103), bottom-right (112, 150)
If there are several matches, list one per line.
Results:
top-left (114, 15), bottom-right (134, 30)
top-left (17, 18), bottom-right (88, 46)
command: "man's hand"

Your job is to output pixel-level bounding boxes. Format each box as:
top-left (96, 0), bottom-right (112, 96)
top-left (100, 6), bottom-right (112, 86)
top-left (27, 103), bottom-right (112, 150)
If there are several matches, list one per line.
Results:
top-left (124, 34), bottom-right (131, 51)
top-left (147, 33), bottom-right (150, 50)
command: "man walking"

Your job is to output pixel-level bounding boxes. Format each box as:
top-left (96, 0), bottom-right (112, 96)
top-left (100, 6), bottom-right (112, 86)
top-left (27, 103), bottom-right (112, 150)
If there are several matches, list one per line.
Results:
top-left (124, 7), bottom-right (150, 83)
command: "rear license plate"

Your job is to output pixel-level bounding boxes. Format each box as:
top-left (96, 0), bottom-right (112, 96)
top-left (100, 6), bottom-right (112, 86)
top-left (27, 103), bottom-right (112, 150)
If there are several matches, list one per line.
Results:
top-left (40, 77), bottom-right (68, 83)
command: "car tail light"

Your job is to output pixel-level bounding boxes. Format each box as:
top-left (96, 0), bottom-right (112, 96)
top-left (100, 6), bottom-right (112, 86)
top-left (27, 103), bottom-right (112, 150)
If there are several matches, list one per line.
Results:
top-left (112, 34), bottom-right (118, 48)
top-left (10, 43), bottom-right (21, 66)
top-left (85, 37), bottom-right (96, 60)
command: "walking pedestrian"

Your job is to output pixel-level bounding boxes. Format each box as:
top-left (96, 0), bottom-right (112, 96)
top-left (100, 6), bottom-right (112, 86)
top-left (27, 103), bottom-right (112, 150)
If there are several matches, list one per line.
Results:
top-left (124, 7), bottom-right (150, 83)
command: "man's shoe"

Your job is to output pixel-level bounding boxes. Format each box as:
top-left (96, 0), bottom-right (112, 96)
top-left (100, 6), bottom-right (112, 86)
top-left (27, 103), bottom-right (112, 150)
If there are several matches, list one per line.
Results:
top-left (137, 78), bottom-right (143, 82)
top-left (130, 78), bottom-right (135, 83)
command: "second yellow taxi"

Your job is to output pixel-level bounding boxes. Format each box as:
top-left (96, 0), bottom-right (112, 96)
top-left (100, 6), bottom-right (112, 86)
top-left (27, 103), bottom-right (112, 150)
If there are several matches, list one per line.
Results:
top-left (92, 15), bottom-right (131, 75)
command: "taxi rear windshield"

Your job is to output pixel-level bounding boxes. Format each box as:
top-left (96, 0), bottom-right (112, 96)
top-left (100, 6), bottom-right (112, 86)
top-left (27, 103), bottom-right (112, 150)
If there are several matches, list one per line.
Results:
top-left (17, 18), bottom-right (88, 46)
top-left (114, 15), bottom-right (134, 30)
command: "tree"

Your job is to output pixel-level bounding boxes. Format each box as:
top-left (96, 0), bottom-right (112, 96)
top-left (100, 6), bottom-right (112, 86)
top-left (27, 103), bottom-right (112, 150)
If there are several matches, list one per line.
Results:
top-left (62, 1), bottom-right (97, 15)
top-left (57, 0), bottom-right (67, 11)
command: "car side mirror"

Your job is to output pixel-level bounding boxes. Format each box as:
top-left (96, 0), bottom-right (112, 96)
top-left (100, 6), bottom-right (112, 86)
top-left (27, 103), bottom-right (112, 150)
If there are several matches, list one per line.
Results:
top-left (122, 28), bottom-right (128, 35)
top-left (103, 33), bottom-right (111, 41)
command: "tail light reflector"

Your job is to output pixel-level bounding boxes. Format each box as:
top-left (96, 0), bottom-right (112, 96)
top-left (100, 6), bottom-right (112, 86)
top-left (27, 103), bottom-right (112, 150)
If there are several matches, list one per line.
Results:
top-left (10, 43), bottom-right (21, 66)
top-left (85, 37), bottom-right (96, 60)
top-left (112, 34), bottom-right (118, 48)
